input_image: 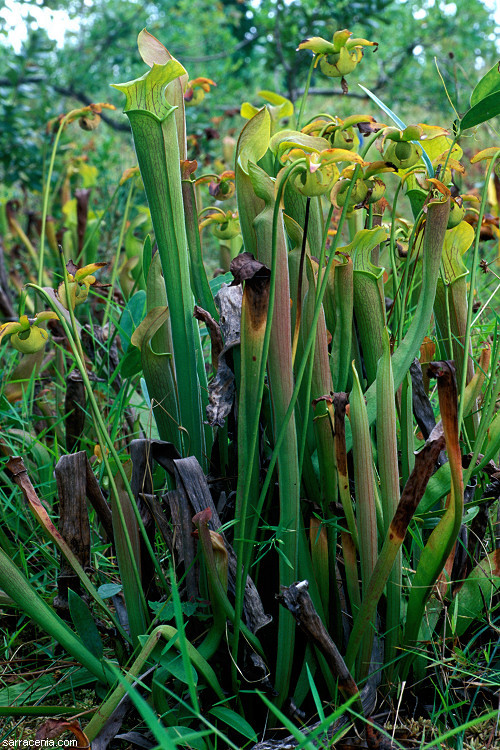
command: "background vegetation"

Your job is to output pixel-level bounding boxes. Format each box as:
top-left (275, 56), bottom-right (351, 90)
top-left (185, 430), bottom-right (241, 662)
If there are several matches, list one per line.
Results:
top-left (1, 0), bottom-right (500, 193)
top-left (1, 1), bottom-right (500, 748)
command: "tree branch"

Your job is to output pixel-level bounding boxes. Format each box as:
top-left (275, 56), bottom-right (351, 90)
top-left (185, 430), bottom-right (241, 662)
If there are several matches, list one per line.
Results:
top-left (300, 86), bottom-right (374, 99)
top-left (52, 84), bottom-right (130, 132)
top-left (179, 32), bottom-right (259, 62)
top-left (0, 77), bottom-right (130, 132)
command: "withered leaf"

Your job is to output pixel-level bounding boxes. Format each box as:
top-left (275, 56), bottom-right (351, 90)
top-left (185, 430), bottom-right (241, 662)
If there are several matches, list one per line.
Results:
top-left (230, 252), bottom-right (271, 286)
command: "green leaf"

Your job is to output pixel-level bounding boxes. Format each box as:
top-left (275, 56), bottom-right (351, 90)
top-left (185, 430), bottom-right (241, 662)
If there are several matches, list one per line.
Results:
top-left (460, 91), bottom-right (500, 132)
top-left (68, 589), bottom-right (104, 659)
top-left (416, 128), bottom-right (463, 164)
top-left (113, 51), bottom-right (207, 466)
top-left (305, 664), bottom-right (325, 724)
top-left (344, 227), bottom-right (387, 276)
top-left (131, 307), bottom-right (181, 450)
top-left (119, 346), bottom-right (143, 379)
top-left (160, 651), bottom-right (198, 686)
top-left (454, 550), bottom-right (500, 636)
top-left (209, 706), bottom-right (258, 741)
top-left (344, 227), bottom-right (387, 385)
top-left (131, 306), bottom-right (170, 350)
top-left (349, 363), bottom-right (378, 677)
top-left (97, 583), bottom-right (123, 599)
top-left (149, 599), bottom-right (198, 621)
top-left (209, 271), bottom-right (233, 297)
top-left (470, 60), bottom-right (500, 106)
top-left (258, 90), bottom-right (294, 117)
top-left (345, 195), bottom-right (450, 453)
top-left (119, 290), bottom-right (147, 352)
top-left (241, 101), bottom-right (260, 119)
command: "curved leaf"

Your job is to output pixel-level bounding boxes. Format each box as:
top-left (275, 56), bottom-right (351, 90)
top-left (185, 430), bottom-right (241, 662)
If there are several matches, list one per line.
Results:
top-left (68, 589), bottom-right (104, 659)
top-left (240, 101), bottom-right (259, 119)
top-left (259, 90), bottom-right (294, 117)
top-left (460, 91), bottom-right (500, 132)
top-left (470, 60), bottom-right (500, 106)
top-left (209, 706), bottom-right (258, 741)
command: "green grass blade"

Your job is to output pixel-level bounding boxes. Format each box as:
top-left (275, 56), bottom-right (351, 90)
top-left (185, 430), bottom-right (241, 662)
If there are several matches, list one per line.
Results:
top-left (345, 424), bottom-right (445, 671)
top-left (5, 455), bottom-right (130, 642)
top-left (111, 470), bottom-right (149, 644)
top-left (358, 84), bottom-right (434, 176)
top-left (0, 547), bottom-right (110, 684)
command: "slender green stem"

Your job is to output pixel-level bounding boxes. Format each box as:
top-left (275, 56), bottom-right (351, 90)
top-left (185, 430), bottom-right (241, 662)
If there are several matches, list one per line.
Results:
top-left (85, 624), bottom-right (225, 741)
top-left (441, 132), bottom-right (459, 177)
top-left (296, 56), bottom-right (316, 131)
top-left (366, 202), bottom-right (373, 229)
top-left (292, 196), bottom-right (311, 363)
top-left (316, 203), bottom-right (334, 283)
top-left (361, 129), bottom-right (385, 159)
top-left (397, 211), bottom-right (425, 344)
top-left (387, 181), bottom-right (403, 326)
top-left (442, 270), bottom-right (454, 361)
top-left (298, 200), bottom-right (334, 481)
top-left (231, 159), bottom-right (307, 687)
top-left (39, 119), bottom-right (66, 286)
top-left (471, 279), bottom-right (500, 326)
top-left (169, 564), bottom-right (199, 713)
top-left (457, 149), bottom-right (500, 433)
top-left (463, 334), bottom-right (500, 485)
